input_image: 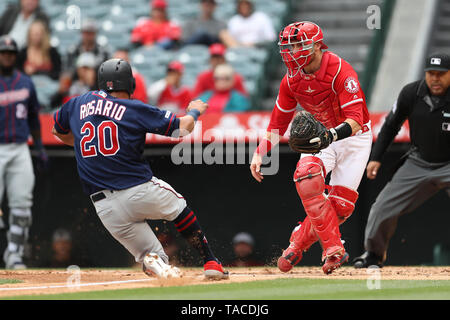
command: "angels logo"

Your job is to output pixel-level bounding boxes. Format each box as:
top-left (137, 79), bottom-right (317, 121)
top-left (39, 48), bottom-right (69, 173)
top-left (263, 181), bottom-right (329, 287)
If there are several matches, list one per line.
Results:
top-left (344, 77), bottom-right (359, 94)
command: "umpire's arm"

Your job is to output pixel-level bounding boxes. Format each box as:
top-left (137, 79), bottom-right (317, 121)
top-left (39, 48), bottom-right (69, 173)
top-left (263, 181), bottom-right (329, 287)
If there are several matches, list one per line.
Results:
top-left (371, 85), bottom-right (412, 162)
top-left (367, 84), bottom-right (412, 179)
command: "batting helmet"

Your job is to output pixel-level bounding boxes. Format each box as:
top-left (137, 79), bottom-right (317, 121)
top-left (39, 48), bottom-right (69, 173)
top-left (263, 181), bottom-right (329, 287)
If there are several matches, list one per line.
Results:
top-left (0, 35), bottom-right (18, 53)
top-left (98, 58), bottom-right (136, 95)
top-left (278, 21), bottom-right (328, 77)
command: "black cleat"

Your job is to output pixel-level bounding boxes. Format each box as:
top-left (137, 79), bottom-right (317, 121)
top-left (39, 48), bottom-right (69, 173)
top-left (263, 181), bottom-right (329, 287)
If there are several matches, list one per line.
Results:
top-left (353, 251), bottom-right (383, 268)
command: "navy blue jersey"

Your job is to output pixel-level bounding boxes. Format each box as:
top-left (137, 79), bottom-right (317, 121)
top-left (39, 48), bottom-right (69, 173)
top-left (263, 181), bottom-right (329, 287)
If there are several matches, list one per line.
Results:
top-left (53, 90), bottom-right (180, 195)
top-left (0, 70), bottom-right (41, 143)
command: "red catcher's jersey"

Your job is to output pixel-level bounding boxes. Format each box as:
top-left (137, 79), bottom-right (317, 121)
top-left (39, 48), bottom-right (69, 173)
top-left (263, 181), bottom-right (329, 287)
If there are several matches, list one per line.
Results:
top-left (267, 51), bottom-right (370, 136)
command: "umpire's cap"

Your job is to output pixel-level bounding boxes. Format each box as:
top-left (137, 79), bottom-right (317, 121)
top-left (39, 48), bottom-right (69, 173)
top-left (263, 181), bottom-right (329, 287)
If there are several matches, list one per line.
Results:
top-left (98, 59), bottom-right (136, 95)
top-left (0, 35), bottom-right (18, 53)
top-left (424, 52), bottom-right (450, 72)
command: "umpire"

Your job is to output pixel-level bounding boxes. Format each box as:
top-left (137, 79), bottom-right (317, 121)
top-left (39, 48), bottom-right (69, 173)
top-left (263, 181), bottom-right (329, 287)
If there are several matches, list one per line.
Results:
top-left (353, 52), bottom-right (450, 268)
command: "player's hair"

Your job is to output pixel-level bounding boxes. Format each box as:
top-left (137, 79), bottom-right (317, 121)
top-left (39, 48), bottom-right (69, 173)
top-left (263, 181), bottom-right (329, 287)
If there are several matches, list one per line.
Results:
top-left (26, 20), bottom-right (51, 64)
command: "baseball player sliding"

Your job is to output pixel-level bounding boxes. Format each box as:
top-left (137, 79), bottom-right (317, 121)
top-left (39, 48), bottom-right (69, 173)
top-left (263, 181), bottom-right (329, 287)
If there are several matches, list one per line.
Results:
top-left (250, 21), bottom-right (372, 274)
top-left (52, 58), bottom-right (228, 279)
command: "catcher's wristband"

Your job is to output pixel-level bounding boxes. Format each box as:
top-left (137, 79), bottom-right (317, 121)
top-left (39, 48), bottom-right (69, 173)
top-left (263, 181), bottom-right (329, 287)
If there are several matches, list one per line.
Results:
top-left (255, 138), bottom-right (273, 156)
top-left (330, 122), bottom-right (352, 142)
top-left (187, 109), bottom-right (201, 122)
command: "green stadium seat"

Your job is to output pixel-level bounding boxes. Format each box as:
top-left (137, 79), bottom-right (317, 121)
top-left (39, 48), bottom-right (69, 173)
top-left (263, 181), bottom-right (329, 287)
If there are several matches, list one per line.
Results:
top-left (84, 6), bottom-right (110, 19)
top-left (31, 75), bottom-right (59, 111)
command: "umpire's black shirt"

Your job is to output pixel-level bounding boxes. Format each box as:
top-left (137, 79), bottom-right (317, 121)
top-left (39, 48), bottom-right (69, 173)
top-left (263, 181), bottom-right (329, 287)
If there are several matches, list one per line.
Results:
top-left (371, 79), bottom-right (450, 163)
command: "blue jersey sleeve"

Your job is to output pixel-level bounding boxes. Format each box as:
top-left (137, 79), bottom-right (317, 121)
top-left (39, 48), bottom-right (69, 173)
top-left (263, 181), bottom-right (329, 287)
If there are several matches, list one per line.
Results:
top-left (27, 80), bottom-right (41, 131)
top-left (138, 104), bottom-right (180, 137)
top-left (53, 99), bottom-right (72, 134)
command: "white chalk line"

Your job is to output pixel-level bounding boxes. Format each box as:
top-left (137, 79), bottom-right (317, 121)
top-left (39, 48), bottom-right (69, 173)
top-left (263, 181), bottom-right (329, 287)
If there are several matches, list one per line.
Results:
top-left (0, 278), bottom-right (156, 291)
top-left (0, 273), bottom-right (283, 292)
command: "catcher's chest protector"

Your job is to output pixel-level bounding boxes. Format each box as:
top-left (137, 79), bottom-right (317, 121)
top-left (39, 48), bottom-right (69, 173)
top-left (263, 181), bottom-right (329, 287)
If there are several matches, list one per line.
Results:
top-left (287, 52), bottom-right (345, 129)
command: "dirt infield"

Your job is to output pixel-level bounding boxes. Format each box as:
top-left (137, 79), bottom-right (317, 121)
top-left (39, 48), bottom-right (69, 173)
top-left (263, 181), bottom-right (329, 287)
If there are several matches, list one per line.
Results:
top-left (0, 266), bottom-right (449, 298)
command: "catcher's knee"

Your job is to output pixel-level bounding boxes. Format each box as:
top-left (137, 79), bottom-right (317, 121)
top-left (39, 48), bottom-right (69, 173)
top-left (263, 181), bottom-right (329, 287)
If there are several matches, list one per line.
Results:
top-left (328, 185), bottom-right (358, 221)
top-left (293, 156), bottom-right (326, 200)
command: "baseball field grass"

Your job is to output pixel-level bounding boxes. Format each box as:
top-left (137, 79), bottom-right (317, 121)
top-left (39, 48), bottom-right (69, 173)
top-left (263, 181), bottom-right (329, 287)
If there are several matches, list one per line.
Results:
top-left (4, 278), bottom-right (450, 300)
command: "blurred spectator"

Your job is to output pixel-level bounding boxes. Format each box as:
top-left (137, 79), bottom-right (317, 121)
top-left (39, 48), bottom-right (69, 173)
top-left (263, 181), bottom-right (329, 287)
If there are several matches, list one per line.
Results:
top-left (16, 20), bottom-right (61, 80)
top-left (192, 43), bottom-right (247, 98)
top-left (182, 0), bottom-right (232, 47)
top-left (148, 61), bottom-right (192, 113)
top-left (227, 232), bottom-right (264, 267)
top-left (68, 52), bottom-right (98, 97)
top-left (48, 228), bottom-right (76, 268)
top-left (50, 71), bottom-right (73, 109)
top-left (198, 63), bottom-right (250, 113)
top-left (39, 228), bottom-right (91, 268)
top-left (131, 0), bottom-right (182, 50)
top-left (226, 0), bottom-right (276, 48)
top-left (64, 19), bottom-right (110, 74)
top-left (157, 232), bottom-right (182, 266)
top-left (113, 48), bottom-right (148, 103)
top-left (50, 53), bottom-right (96, 109)
top-left (0, 0), bottom-right (50, 50)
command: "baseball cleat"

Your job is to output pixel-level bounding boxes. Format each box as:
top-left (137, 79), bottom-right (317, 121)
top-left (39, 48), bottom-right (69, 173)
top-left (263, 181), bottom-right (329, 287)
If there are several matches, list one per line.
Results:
top-left (204, 260), bottom-right (229, 280)
top-left (277, 244), bottom-right (303, 273)
top-left (143, 253), bottom-right (182, 279)
top-left (322, 252), bottom-right (349, 274)
top-left (352, 251), bottom-right (383, 268)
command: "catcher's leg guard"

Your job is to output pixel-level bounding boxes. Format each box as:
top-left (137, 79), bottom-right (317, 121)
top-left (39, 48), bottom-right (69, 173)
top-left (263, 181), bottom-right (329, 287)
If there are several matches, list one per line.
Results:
top-left (278, 217), bottom-right (317, 272)
top-left (293, 156), bottom-right (345, 261)
top-left (279, 186), bottom-right (358, 272)
top-left (328, 185), bottom-right (359, 223)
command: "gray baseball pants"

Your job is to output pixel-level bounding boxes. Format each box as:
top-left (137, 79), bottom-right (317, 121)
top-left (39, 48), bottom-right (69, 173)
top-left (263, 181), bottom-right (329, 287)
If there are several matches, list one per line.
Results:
top-left (364, 155), bottom-right (450, 260)
top-left (90, 176), bottom-right (187, 264)
top-left (0, 143), bottom-right (35, 266)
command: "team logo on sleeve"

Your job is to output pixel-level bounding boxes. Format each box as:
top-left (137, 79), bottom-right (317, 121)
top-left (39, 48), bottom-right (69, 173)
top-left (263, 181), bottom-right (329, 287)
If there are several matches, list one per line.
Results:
top-left (344, 77), bottom-right (359, 94)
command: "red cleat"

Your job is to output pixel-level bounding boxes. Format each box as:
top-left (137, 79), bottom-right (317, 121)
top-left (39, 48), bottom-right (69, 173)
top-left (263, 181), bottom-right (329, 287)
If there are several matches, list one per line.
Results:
top-left (322, 252), bottom-right (349, 274)
top-left (204, 260), bottom-right (229, 280)
top-left (277, 243), bottom-right (303, 273)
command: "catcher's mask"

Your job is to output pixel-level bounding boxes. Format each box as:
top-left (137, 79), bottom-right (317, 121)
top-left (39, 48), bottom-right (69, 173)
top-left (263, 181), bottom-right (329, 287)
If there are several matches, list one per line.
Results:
top-left (98, 58), bottom-right (136, 96)
top-left (278, 21), bottom-right (328, 78)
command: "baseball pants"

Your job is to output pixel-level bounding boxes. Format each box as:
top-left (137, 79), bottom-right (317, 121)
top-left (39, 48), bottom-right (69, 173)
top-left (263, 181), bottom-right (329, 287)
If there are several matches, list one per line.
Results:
top-left (364, 156), bottom-right (450, 260)
top-left (300, 125), bottom-right (373, 191)
top-left (91, 176), bottom-right (187, 264)
top-left (0, 143), bottom-right (35, 265)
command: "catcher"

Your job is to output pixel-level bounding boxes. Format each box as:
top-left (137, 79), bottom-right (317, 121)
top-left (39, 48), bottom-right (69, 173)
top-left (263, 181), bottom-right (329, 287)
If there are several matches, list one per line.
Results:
top-left (250, 21), bottom-right (372, 274)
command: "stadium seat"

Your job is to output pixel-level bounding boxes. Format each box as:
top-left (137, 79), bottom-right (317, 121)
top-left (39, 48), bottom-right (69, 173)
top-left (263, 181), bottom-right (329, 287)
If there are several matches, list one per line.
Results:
top-left (45, 4), bottom-right (68, 20)
top-left (84, 6), bottom-right (110, 20)
top-left (226, 47), bottom-right (268, 64)
top-left (99, 31), bottom-right (132, 51)
top-left (31, 75), bottom-right (59, 111)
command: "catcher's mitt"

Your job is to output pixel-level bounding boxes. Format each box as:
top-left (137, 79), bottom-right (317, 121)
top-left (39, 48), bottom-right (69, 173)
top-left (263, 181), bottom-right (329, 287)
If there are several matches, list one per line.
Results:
top-left (288, 111), bottom-right (332, 154)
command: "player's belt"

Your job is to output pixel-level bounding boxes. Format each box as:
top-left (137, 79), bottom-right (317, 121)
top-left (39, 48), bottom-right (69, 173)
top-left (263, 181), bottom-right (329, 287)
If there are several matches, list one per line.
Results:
top-left (91, 192), bottom-right (106, 203)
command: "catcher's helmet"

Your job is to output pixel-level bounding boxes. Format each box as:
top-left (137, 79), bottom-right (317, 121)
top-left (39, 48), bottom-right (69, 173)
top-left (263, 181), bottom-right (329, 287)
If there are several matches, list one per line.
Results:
top-left (278, 21), bottom-right (328, 77)
top-left (98, 58), bottom-right (136, 95)
top-left (0, 35), bottom-right (18, 53)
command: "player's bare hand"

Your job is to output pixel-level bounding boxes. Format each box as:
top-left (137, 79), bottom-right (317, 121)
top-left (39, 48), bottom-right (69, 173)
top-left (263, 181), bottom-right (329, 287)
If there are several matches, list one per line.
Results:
top-left (187, 100), bottom-right (208, 115)
top-left (366, 161), bottom-right (381, 180)
top-left (250, 152), bottom-right (264, 183)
